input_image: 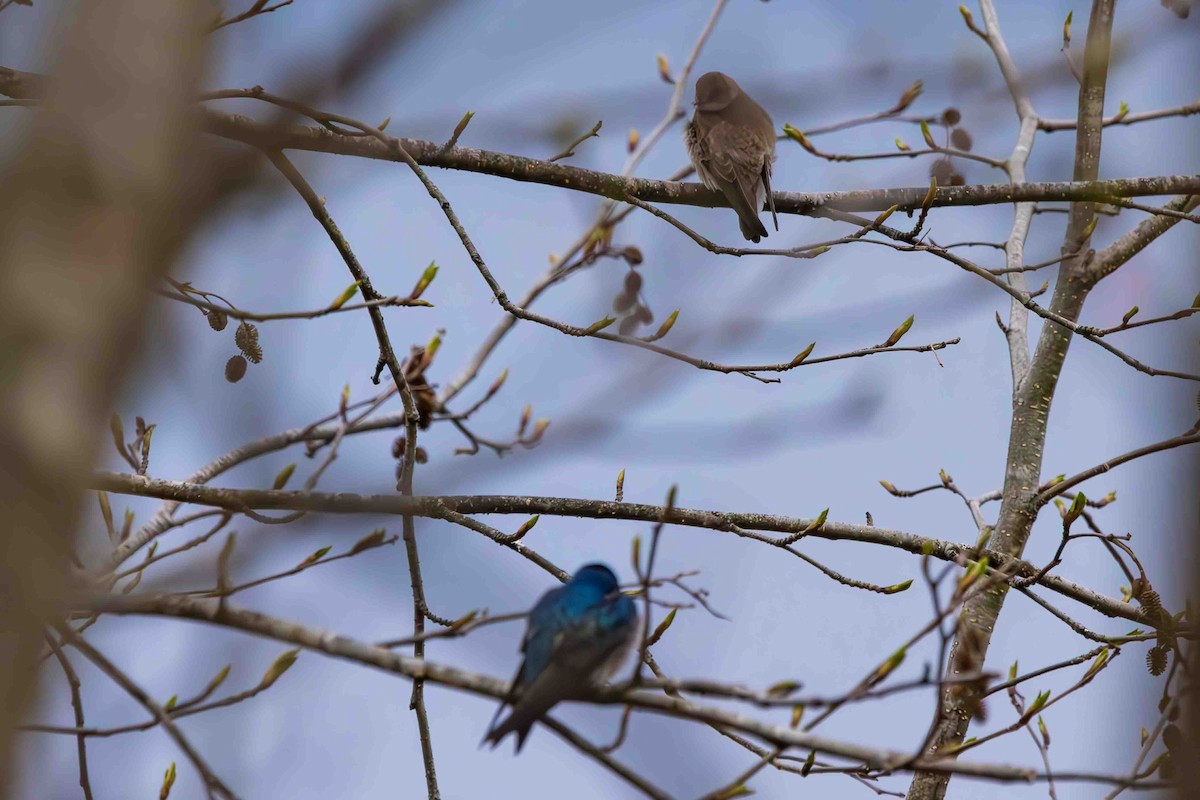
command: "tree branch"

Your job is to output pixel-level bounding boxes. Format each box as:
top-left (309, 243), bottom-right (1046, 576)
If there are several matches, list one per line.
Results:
top-left (75, 593), bottom-right (1168, 792)
top-left (89, 471), bottom-right (1153, 630)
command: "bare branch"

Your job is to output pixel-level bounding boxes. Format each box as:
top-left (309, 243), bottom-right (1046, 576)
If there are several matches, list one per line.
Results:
top-left (89, 471), bottom-right (1153, 629)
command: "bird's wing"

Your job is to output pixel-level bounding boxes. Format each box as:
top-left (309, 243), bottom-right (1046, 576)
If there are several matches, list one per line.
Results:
top-left (762, 157), bottom-right (778, 232)
top-left (483, 594), bottom-right (636, 752)
top-left (481, 586), bottom-right (566, 746)
top-left (696, 118), bottom-right (770, 241)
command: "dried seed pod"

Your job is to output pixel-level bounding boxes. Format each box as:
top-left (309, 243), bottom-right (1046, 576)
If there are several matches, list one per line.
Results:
top-left (636, 305), bottom-right (654, 325)
top-left (415, 447), bottom-right (428, 464)
top-left (1147, 645), bottom-right (1168, 676)
top-left (624, 270), bottom-right (643, 294)
top-left (225, 355), bottom-right (248, 383)
top-left (941, 108), bottom-right (962, 126)
top-left (235, 322), bottom-right (263, 364)
top-left (392, 436), bottom-right (406, 459)
top-left (949, 172), bottom-right (966, 186)
top-left (414, 385), bottom-right (439, 430)
top-left (930, 158), bottom-right (955, 186)
top-left (612, 291), bottom-right (636, 313)
top-left (621, 246), bottom-right (644, 266)
top-left (1141, 589), bottom-right (1164, 613)
top-left (205, 309), bottom-right (229, 331)
top-left (1132, 578), bottom-right (1164, 613)
top-left (1163, 723), bottom-right (1183, 753)
top-left (950, 128), bottom-right (973, 151)
top-left (618, 315), bottom-right (639, 336)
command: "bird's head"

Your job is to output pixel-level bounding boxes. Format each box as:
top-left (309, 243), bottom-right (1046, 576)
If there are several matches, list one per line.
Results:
top-left (694, 71), bottom-right (741, 112)
top-left (572, 563), bottom-right (621, 595)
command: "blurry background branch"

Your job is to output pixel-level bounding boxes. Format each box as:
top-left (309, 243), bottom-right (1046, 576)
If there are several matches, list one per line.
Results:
top-left (0, 1), bottom-right (211, 795)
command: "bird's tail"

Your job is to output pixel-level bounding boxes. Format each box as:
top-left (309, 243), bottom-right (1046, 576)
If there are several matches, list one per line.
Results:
top-left (481, 705), bottom-right (538, 753)
top-left (481, 664), bottom-right (572, 753)
top-left (726, 173), bottom-right (769, 243)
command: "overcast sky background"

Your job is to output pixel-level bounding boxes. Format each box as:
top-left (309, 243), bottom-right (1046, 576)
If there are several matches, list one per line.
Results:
top-left (3, 1), bottom-right (1199, 797)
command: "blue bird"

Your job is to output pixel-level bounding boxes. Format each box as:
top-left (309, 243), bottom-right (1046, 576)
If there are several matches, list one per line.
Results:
top-left (483, 563), bottom-right (639, 752)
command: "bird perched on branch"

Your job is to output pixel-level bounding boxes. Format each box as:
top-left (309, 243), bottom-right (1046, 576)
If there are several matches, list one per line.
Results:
top-left (685, 71), bottom-right (779, 242)
top-left (482, 563), bottom-right (638, 753)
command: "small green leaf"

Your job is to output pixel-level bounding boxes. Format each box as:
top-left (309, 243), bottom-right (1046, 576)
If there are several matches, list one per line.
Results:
top-left (163, 695), bottom-right (177, 712)
top-left (449, 111), bottom-right (474, 143)
top-left (424, 330), bottom-right (443, 359)
top-left (328, 281), bottom-right (360, 311)
top-left (205, 664), bottom-right (232, 695)
top-left (643, 309), bottom-right (679, 342)
top-left (647, 608), bottom-right (677, 647)
top-left (870, 646), bottom-right (906, 684)
top-left (449, 610), bottom-right (479, 630)
top-left (486, 369), bottom-right (509, 396)
top-left (160, 762), bottom-right (177, 800)
top-left (272, 463), bottom-right (296, 491)
top-left (892, 80), bottom-right (923, 112)
top-left (883, 579), bottom-right (914, 594)
top-left (97, 491), bottom-right (114, 537)
top-left (656, 53), bottom-right (672, 84)
top-left (349, 528), bottom-right (388, 555)
top-left (869, 206), bottom-right (899, 232)
top-left (884, 315), bottom-right (914, 347)
top-left (299, 546), bottom-right (332, 568)
top-left (260, 649), bottom-right (301, 688)
top-left (895, 137), bottom-right (910, 152)
top-left (584, 316), bottom-right (616, 335)
top-left (1082, 647), bottom-right (1110, 681)
top-left (919, 119), bottom-right (937, 149)
top-left (411, 262), bottom-right (439, 299)
top-left (801, 751), bottom-right (816, 776)
top-left (1020, 690), bottom-right (1051, 723)
top-left (790, 342), bottom-right (816, 366)
top-left (1121, 306), bottom-right (1139, 326)
top-left (766, 679), bottom-right (802, 698)
top-left (803, 508), bottom-right (829, 533)
top-left (782, 124), bottom-right (814, 152)
top-left (511, 515), bottom-right (540, 539)
top-left (1064, 492), bottom-right (1087, 525)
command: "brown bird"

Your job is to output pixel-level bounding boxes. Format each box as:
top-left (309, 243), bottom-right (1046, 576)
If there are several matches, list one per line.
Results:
top-left (685, 71), bottom-right (778, 243)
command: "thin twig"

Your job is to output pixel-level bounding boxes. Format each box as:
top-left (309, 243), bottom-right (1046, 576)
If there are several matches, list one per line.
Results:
top-left (56, 623), bottom-right (238, 799)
